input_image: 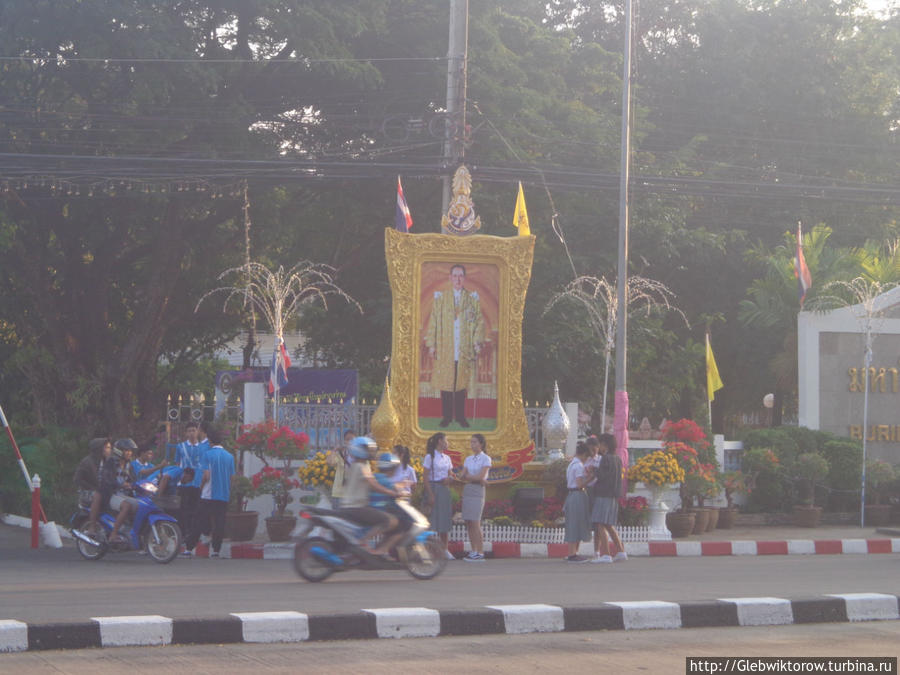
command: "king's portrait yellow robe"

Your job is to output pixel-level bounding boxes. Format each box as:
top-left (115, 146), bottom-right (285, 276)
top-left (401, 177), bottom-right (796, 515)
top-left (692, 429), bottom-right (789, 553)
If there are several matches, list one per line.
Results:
top-left (424, 287), bottom-right (485, 393)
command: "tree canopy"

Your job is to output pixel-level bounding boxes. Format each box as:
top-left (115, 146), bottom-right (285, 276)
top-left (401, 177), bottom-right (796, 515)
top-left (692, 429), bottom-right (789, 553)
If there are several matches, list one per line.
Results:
top-left (0, 0), bottom-right (898, 437)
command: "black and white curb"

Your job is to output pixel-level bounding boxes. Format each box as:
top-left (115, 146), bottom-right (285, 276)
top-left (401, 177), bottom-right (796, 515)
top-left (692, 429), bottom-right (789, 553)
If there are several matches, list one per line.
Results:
top-left (2, 593), bottom-right (899, 652)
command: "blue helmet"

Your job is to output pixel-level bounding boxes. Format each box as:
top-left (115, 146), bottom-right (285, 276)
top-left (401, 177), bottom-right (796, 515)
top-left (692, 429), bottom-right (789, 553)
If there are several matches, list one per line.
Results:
top-left (376, 452), bottom-right (400, 472)
top-left (349, 436), bottom-right (377, 460)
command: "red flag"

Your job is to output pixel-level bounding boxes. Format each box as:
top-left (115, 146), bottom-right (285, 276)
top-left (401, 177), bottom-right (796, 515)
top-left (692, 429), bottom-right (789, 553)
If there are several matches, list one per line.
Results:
top-left (395, 176), bottom-right (413, 232)
top-left (268, 338), bottom-right (292, 396)
top-left (794, 223), bottom-right (812, 307)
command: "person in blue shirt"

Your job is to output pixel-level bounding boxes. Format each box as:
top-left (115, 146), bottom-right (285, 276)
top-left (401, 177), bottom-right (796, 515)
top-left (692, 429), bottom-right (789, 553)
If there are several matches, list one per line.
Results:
top-left (130, 443), bottom-right (167, 483)
top-left (183, 424), bottom-right (235, 558)
top-left (174, 422), bottom-right (209, 541)
top-left (145, 465), bottom-right (191, 495)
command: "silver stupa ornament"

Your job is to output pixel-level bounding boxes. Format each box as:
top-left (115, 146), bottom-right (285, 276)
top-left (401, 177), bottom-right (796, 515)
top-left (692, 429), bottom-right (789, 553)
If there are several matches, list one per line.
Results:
top-left (542, 381), bottom-right (570, 461)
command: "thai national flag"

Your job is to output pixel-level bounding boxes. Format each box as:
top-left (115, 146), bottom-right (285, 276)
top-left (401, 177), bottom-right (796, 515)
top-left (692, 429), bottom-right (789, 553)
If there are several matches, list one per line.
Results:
top-left (268, 338), bottom-right (292, 396)
top-left (794, 223), bottom-right (812, 307)
top-left (395, 176), bottom-right (413, 232)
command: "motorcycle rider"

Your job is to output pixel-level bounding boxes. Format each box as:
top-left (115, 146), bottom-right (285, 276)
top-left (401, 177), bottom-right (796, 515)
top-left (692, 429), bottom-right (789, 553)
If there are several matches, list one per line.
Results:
top-left (93, 438), bottom-right (141, 543)
top-left (372, 452), bottom-right (412, 557)
top-left (339, 437), bottom-right (400, 556)
top-left (74, 437), bottom-right (110, 509)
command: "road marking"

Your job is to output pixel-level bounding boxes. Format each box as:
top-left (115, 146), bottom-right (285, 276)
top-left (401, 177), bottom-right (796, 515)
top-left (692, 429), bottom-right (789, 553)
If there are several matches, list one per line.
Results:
top-left (230, 611), bottom-right (309, 642)
top-left (486, 604), bottom-right (564, 634)
top-left (719, 597), bottom-right (793, 626)
top-left (91, 615), bottom-right (172, 646)
top-left (363, 608), bottom-right (440, 638)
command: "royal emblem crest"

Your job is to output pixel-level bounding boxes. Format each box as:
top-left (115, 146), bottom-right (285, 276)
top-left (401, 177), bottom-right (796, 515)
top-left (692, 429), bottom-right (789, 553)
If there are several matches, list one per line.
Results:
top-left (441, 165), bottom-right (481, 235)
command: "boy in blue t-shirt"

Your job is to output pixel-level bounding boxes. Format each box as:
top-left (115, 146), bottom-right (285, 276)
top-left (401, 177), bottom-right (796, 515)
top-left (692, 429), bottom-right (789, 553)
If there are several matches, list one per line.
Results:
top-left (130, 445), bottom-right (167, 484)
top-left (174, 422), bottom-right (211, 537)
top-left (182, 424), bottom-right (234, 558)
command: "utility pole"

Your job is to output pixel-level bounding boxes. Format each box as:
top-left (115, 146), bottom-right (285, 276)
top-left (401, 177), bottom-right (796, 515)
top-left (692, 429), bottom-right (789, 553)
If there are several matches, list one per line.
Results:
top-left (441, 0), bottom-right (468, 232)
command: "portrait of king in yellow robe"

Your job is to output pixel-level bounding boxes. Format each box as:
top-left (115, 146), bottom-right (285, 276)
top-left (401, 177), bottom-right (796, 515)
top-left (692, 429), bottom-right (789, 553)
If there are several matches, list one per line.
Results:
top-left (424, 263), bottom-right (486, 428)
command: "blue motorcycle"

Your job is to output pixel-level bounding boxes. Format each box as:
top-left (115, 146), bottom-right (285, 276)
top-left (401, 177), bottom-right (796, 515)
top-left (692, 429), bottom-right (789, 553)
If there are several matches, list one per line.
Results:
top-left (293, 499), bottom-right (446, 582)
top-left (70, 481), bottom-right (182, 564)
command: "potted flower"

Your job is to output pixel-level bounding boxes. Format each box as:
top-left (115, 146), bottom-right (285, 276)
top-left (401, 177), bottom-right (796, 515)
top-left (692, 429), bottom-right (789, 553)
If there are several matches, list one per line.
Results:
top-left (627, 449), bottom-right (690, 537)
top-left (719, 471), bottom-right (749, 529)
top-left (682, 463), bottom-right (721, 532)
top-left (234, 421), bottom-right (309, 473)
top-left (792, 452), bottom-right (829, 527)
top-left (225, 474), bottom-right (259, 541)
top-left (296, 451), bottom-right (336, 495)
top-left (864, 459), bottom-right (895, 526)
top-left (251, 466), bottom-right (302, 541)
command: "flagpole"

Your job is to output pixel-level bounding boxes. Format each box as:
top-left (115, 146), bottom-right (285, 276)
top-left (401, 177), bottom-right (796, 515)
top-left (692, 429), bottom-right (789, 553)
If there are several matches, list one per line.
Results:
top-left (613, 0), bottom-right (633, 468)
top-left (706, 333), bottom-right (713, 430)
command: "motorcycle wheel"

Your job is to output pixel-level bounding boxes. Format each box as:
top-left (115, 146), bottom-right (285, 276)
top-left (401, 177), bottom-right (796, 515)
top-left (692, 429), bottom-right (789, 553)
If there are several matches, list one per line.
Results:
top-left (404, 534), bottom-right (447, 580)
top-left (293, 537), bottom-right (336, 582)
top-left (144, 521), bottom-right (182, 564)
top-left (75, 522), bottom-right (108, 561)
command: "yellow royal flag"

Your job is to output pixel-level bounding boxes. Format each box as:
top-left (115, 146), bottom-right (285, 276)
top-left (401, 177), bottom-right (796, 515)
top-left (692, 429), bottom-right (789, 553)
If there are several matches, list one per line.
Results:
top-left (706, 333), bottom-right (724, 402)
top-left (513, 181), bottom-right (530, 236)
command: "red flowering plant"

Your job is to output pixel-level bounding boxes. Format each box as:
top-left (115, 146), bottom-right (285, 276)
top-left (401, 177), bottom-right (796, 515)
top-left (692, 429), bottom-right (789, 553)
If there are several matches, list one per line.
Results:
top-left (660, 418), bottom-right (711, 452)
top-left (618, 495), bottom-right (650, 527)
top-left (661, 419), bottom-right (719, 510)
top-left (482, 499), bottom-right (514, 520)
top-left (234, 421), bottom-right (309, 471)
top-left (536, 496), bottom-right (564, 525)
top-left (250, 465), bottom-right (301, 516)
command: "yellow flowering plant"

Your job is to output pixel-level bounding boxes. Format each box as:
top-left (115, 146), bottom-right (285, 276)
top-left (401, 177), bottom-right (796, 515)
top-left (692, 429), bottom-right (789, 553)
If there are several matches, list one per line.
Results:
top-left (627, 450), bottom-right (685, 487)
top-left (297, 452), bottom-right (336, 490)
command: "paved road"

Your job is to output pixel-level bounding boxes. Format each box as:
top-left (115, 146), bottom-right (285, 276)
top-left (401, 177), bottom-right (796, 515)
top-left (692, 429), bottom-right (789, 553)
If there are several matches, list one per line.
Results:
top-left (3, 623), bottom-right (899, 674)
top-left (3, 526), bottom-right (900, 623)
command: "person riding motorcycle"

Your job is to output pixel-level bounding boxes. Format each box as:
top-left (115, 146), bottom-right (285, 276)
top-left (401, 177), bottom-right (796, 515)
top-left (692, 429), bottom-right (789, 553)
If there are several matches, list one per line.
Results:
top-left (371, 452), bottom-right (412, 556)
top-left (74, 437), bottom-right (110, 509)
top-left (337, 437), bottom-right (401, 557)
top-left (89, 438), bottom-right (140, 542)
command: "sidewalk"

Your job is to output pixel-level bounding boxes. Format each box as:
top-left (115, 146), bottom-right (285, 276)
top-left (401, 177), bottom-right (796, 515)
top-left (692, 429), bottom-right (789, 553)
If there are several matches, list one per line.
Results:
top-left (3, 514), bottom-right (898, 559)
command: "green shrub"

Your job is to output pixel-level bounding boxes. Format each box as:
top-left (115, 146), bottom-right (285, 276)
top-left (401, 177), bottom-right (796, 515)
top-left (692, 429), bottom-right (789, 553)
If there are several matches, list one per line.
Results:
top-left (0, 426), bottom-right (85, 522)
top-left (794, 453), bottom-right (830, 505)
top-left (820, 439), bottom-right (862, 511)
top-left (865, 460), bottom-right (896, 505)
top-left (741, 447), bottom-right (787, 512)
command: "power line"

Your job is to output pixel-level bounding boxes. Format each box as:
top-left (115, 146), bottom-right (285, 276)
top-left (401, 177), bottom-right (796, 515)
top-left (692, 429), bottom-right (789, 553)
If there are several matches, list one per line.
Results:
top-left (0, 55), bottom-right (446, 64)
top-left (2, 152), bottom-right (900, 207)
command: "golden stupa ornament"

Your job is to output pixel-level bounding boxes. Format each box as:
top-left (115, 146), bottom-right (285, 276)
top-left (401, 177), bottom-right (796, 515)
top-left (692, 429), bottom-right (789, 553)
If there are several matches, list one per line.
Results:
top-left (370, 376), bottom-right (400, 451)
top-left (442, 165), bottom-right (481, 235)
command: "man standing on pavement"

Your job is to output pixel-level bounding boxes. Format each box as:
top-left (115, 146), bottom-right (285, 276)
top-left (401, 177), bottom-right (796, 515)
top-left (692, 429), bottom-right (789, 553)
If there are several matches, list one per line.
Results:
top-left (175, 422), bottom-right (208, 541)
top-left (183, 424), bottom-right (234, 558)
top-left (424, 263), bottom-right (486, 428)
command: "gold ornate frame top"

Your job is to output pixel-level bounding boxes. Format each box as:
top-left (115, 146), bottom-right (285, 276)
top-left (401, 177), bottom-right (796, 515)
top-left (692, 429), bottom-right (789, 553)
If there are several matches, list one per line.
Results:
top-left (384, 228), bottom-right (535, 461)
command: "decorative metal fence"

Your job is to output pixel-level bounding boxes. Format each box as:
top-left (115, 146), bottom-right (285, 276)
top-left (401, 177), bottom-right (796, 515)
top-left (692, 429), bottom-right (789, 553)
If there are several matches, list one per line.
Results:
top-left (163, 396), bottom-right (556, 454)
top-left (450, 523), bottom-right (652, 544)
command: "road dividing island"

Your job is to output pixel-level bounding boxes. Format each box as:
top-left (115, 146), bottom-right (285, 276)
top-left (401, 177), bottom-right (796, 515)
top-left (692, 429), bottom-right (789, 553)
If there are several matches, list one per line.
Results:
top-left (2, 594), bottom-right (899, 653)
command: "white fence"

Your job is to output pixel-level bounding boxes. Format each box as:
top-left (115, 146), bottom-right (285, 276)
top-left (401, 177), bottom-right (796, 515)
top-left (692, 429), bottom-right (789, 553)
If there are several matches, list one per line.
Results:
top-left (450, 523), bottom-right (652, 544)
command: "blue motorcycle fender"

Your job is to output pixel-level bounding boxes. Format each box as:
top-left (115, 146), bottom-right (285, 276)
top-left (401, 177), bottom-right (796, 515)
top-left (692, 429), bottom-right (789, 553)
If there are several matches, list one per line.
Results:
top-left (148, 512), bottom-right (177, 526)
top-left (416, 530), bottom-right (437, 543)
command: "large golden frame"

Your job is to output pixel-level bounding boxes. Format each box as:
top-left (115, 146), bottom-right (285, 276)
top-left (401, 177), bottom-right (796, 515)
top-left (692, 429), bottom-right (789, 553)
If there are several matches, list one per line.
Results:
top-left (385, 228), bottom-right (535, 460)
